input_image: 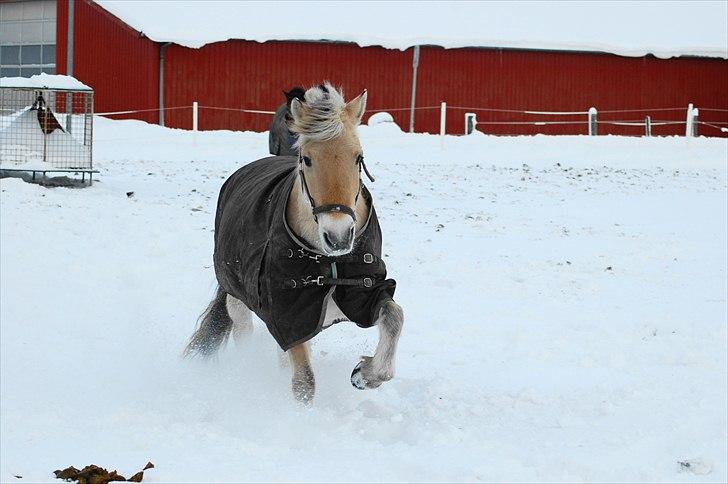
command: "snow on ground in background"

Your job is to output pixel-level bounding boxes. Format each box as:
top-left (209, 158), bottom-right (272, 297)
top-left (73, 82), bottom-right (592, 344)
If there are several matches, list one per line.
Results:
top-left (95, 0), bottom-right (728, 59)
top-left (1, 117), bottom-right (727, 482)
top-left (0, 109), bottom-right (89, 169)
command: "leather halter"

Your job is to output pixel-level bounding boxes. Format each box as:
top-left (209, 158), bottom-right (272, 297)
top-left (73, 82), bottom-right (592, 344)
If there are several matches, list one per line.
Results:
top-left (298, 152), bottom-right (375, 223)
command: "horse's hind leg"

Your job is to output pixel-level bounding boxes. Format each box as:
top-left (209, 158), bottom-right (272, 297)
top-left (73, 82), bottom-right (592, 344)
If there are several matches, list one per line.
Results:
top-left (288, 341), bottom-right (315, 403)
top-left (184, 286), bottom-right (233, 357)
top-left (351, 300), bottom-right (404, 389)
top-left (226, 294), bottom-right (253, 344)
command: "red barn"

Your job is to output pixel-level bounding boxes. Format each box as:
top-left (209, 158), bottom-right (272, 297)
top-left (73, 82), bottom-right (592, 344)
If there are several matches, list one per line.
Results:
top-left (2, 0), bottom-right (727, 136)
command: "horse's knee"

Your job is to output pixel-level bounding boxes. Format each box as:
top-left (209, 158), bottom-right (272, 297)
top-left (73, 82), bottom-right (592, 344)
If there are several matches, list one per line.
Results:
top-left (226, 295), bottom-right (253, 342)
top-left (379, 300), bottom-right (403, 336)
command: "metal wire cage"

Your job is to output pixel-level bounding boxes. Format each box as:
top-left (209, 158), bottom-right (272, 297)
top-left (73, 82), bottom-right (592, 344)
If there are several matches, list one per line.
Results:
top-left (0, 86), bottom-right (93, 171)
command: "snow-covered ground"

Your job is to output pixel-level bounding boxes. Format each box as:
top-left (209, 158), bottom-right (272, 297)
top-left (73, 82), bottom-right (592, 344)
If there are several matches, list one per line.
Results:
top-left (1, 118), bottom-right (726, 482)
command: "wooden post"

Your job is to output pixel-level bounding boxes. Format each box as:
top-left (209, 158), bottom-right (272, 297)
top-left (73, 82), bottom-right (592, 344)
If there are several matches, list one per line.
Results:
top-left (588, 107), bottom-right (597, 135)
top-left (465, 112), bottom-right (477, 134)
top-left (685, 103), bottom-right (693, 136)
top-left (192, 101), bottom-right (198, 131)
top-left (440, 102), bottom-right (447, 137)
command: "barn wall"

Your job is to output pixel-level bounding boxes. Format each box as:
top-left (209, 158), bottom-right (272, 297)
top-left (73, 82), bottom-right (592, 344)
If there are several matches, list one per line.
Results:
top-left (56, 0), bottom-right (159, 124)
top-left (57, 2), bottom-right (727, 137)
top-left (162, 39), bottom-right (727, 137)
top-left (163, 40), bottom-right (412, 132)
top-left (416, 46), bottom-right (728, 136)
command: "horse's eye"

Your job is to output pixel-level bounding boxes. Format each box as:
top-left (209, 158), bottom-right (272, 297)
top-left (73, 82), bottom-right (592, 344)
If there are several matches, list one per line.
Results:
top-left (302, 156), bottom-right (312, 167)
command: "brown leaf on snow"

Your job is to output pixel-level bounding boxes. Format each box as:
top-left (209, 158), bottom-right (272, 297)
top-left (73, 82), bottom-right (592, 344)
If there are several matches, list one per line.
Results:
top-left (53, 462), bottom-right (153, 483)
top-left (126, 472), bottom-right (144, 483)
top-left (54, 467), bottom-right (81, 480)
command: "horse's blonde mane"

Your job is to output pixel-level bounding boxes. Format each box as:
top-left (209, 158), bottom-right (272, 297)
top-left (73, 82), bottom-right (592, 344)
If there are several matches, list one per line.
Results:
top-left (290, 83), bottom-right (347, 147)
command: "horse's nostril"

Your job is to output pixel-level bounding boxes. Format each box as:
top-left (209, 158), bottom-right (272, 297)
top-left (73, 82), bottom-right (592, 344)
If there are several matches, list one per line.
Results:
top-left (323, 230), bottom-right (352, 251)
top-left (323, 232), bottom-right (334, 248)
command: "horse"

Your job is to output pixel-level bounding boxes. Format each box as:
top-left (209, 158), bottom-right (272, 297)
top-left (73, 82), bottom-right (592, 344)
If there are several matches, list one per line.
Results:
top-left (185, 83), bottom-right (404, 403)
top-left (268, 87), bottom-right (305, 157)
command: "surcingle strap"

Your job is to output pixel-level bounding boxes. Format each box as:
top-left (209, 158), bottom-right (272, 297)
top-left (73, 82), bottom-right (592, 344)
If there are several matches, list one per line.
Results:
top-left (283, 276), bottom-right (374, 289)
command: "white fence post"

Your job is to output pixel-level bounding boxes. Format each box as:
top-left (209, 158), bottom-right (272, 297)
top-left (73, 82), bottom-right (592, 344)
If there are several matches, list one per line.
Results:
top-left (465, 112), bottom-right (477, 134)
top-left (645, 116), bottom-right (651, 137)
top-left (192, 101), bottom-right (199, 132)
top-left (440, 102), bottom-right (447, 137)
top-left (588, 107), bottom-right (597, 135)
top-left (685, 103), bottom-right (694, 136)
top-left (691, 108), bottom-right (699, 137)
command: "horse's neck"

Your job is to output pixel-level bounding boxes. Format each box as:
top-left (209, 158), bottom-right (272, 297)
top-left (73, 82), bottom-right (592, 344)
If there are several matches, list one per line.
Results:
top-left (287, 175), bottom-right (369, 251)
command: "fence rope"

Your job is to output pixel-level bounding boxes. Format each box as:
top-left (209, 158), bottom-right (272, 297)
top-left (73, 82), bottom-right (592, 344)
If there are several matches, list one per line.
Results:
top-left (599, 120), bottom-right (686, 126)
top-left (89, 103), bottom-right (727, 136)
top-left (198, 105), bottom-right (276, 115)
top-left (699, 121), bottom-right (728, 132)
top-left (95, 106), bottom-right (189, 116)
top-left (366, 106), bottom-right (441, 112)
top-left (449, 106), bottom-right (565, 114)
top-left (91, 104), bottom-right (728, 119)
top-left (475, 120), bottom-right (588, 125)
top-left (598, 107), bottom-right (686, 114)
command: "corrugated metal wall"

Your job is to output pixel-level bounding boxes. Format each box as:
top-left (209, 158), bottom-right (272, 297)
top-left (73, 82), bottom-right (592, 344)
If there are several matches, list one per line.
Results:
top-left (57, 2), bottom-right (727, 137)
top-left (415, 46), bottom-right (728, 136)
top-left (163, 40), bottom-right (727, 137)
top-left (163, 40), bottom-right (412, 132)
top-left (56, 0), bottom-right (159, 124)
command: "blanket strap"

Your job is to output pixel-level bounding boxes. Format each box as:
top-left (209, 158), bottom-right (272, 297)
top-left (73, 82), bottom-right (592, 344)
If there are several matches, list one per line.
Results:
top-left (284, 276), bottom-right (374, 289)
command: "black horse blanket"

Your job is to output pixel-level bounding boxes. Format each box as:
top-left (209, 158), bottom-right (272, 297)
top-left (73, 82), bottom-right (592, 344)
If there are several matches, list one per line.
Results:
top-left (268, 104), bottom-right (298, 157)
top-left (214, 156), bottom-right (396, 350)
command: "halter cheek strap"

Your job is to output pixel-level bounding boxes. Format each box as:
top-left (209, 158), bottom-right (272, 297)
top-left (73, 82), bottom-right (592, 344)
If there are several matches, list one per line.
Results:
top-left (298, 152), bottom-right (375, 224)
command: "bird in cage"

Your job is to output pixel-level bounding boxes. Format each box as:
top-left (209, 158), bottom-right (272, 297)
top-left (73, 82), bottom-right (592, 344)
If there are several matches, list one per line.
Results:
top-left (31, 92), bottom-right (65, 135)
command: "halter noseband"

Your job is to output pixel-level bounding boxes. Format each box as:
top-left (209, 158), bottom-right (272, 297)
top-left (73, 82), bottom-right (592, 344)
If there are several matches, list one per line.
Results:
top-left (298, 152), bottom-right (375, 223)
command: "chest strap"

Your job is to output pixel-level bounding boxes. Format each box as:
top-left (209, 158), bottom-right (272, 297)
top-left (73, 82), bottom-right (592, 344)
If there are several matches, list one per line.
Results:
top-left (284, 276), bottom-right (374, 289)
top-left (281, 247), bottom-right (378, 265)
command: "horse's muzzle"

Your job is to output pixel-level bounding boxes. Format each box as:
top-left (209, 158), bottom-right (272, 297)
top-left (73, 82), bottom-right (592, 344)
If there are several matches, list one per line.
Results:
top-left (320, 215), bottom-right (355, 254)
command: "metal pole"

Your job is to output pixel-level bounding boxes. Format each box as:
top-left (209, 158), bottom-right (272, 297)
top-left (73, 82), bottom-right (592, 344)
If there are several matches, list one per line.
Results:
top-left (645, 116), bottom-right (651, 137)
top-left (66, 0), bottom-right (74, 77)
top-left (65, 0), bottom-right (74, 132)
top-left (408, 45), bottom-right (420, 133)
top-left (159, 43), bottom-right (170, 126)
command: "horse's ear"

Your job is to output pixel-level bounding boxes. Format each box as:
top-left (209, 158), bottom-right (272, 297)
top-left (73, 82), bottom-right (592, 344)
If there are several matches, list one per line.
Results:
top-left (290, 98), bottom-right (304, 121)
top-left (346, 90), bottom-right (367, 124)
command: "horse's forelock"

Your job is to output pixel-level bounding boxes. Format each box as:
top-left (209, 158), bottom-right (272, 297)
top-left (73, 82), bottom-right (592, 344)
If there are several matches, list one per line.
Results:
top-left (292, 83), bottom-right (351, 147)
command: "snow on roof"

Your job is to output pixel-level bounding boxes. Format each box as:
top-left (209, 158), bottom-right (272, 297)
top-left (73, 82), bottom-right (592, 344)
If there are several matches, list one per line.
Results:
top-left (0, 74), bottom-right (93, 91)
top-left (96, 0), bottom-right (728, 59)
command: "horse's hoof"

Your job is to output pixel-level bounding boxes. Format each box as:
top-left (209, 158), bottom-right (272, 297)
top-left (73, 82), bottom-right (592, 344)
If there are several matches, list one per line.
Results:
top-left (350, 361), bottom-right (366, 390)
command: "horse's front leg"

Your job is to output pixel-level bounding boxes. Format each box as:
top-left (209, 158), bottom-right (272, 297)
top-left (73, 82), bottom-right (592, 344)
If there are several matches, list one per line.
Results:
top-left (351, 300), bottom-right (404, 389)
top-left (288, 341), bottom-right (315, 403)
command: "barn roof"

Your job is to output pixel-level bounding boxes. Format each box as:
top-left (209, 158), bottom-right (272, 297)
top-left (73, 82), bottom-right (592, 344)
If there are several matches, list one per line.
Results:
top-left (95, 0), bottom-right (728, 59)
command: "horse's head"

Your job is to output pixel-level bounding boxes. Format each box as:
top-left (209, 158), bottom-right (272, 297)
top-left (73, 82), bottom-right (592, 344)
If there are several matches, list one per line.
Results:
top-left (289, 83), bottom-right (368, 256)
